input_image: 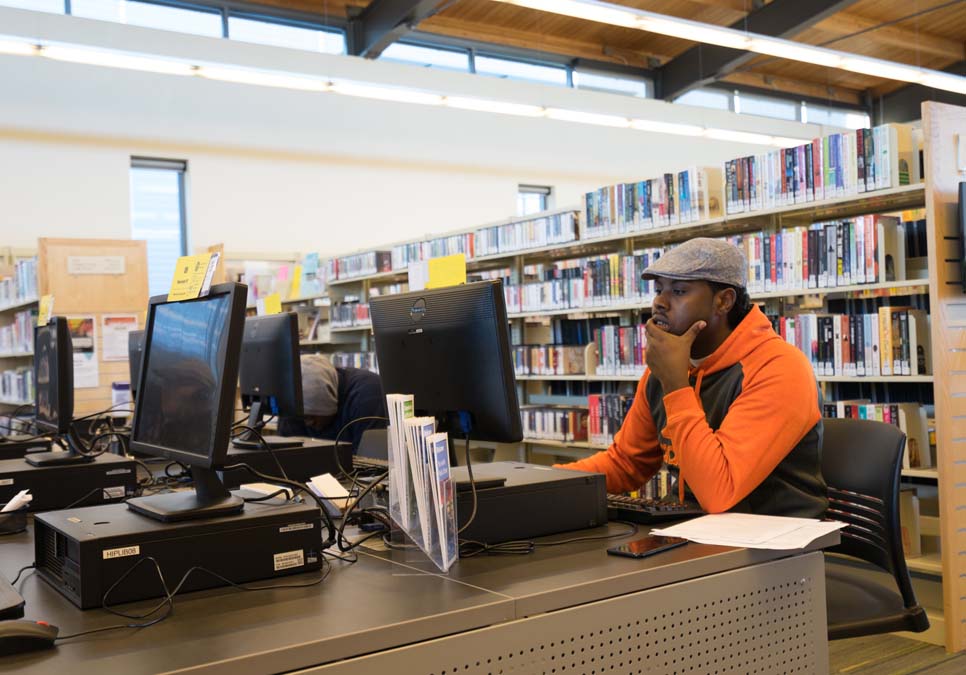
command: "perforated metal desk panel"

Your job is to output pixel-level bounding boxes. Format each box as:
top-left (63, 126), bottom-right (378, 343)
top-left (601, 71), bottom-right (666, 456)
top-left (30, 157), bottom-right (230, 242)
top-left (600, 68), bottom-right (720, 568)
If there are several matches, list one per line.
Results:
top-left (3, 523), bottom-right (835, 675)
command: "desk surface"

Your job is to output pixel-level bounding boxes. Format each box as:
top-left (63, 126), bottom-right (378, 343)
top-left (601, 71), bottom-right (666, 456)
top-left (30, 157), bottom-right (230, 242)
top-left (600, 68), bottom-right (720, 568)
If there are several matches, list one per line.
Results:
top-left (1, 521), bottom-right (837, 675)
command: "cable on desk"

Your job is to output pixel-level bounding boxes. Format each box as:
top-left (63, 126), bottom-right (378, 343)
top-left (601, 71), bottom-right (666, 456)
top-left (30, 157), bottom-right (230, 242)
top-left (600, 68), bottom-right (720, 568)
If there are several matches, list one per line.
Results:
top-left (61, 488), bottom-right (103, 511)
top-left (532, 521), bottom-right (639, 547)
top-left (336, 471), bottom-right (389, 553)
top-left (459, 522), bottom-right (640, 558)
top-left (332, 415), bottom-right (389, 489)
top-left (9, 563), bottom-right (35, 585)
top-left (230, 424), bottom-right (288, 480)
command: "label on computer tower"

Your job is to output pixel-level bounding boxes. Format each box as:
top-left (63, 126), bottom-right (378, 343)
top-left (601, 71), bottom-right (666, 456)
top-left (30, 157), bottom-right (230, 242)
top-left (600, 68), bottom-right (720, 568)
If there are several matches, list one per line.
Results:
top-left (105, 469), bottom-right (132, 476)
top-left (102, 486), bottom-right (126, 499)
top-left (103, 545), bottom-right (140, 560)
top-left (273, 549), bottom-right (305, 571)
top-left (0, 479), bottom-right (12, 486)
top-left (279, 522), bottom-right (314, 533)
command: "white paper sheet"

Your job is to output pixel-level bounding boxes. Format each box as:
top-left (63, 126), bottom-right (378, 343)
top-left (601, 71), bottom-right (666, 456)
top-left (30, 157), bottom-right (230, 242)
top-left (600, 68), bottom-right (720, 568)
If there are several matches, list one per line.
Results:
top-left (650, 513), bottom-right (846, 550)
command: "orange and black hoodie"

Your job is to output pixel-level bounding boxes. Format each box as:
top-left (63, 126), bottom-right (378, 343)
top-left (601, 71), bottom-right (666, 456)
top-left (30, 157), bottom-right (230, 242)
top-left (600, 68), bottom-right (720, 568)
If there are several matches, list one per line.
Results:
top-left (560, 305), bottom-right (827, 518)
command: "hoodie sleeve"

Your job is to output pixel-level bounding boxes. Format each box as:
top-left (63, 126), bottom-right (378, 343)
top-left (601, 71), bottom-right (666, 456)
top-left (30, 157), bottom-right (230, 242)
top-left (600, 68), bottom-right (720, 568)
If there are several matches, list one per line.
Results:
top-left (662, 346), bottom-right (820, 513)
top-left (555, 371), bottom-right (664, 493)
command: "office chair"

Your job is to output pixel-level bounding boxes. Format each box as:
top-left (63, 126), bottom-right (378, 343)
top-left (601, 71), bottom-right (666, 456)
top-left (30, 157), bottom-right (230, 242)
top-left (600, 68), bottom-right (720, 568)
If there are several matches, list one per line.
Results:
top-left (822, 418), bottom-right (930, 640)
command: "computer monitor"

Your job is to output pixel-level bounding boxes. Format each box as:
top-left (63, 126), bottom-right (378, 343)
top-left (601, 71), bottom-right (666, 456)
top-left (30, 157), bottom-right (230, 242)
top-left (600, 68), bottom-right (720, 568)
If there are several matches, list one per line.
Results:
top-left (24, 318), bottom-right (89, 467)
top-left (234, 313), bottom-right (304, 450)
top-left (128, 329), bottom-right (144, 402)
top-left (369, 280), bottom-right (522, 457)
top-left (126, 282), bottom-right (248, 522)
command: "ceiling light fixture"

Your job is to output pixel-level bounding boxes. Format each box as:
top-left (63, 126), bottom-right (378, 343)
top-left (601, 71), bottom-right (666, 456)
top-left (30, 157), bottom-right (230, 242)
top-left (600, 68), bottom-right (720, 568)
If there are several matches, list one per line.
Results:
top-left (41, 45), bottom-right (195, 76)
top-left (444, 96), bottom-right (545, 117)
top-left (0, 38), bottom-right (36, 56)
top-left (199, 66), bottom-right (329, 91)
top-left (494, 0), bottom-right (966, 96)
top-left (330, 81), bottom-right (444, 106)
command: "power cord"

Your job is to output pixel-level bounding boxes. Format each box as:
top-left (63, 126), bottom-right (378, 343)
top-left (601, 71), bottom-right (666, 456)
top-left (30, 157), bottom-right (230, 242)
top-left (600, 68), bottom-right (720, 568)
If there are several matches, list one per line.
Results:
top-left (9, 563), bottom-right (35, 585)
top-left (331, 415), bottom-right (389, 489)
top-left (229, 424), bottom-right (289, 480)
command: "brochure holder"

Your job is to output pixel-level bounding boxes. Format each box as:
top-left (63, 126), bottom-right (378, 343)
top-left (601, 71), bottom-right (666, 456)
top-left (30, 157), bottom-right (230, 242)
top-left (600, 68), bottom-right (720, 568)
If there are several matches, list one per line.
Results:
top-left (386, 394), bottom-right (458, 573)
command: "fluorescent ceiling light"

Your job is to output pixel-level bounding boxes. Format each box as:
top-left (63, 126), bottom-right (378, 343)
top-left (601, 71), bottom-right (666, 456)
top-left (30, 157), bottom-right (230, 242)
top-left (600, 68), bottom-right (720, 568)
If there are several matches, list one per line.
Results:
top-left (546, 108), bottom-right (630, 127)
top-left (0, 38), bottom-right (36, 56)
top-left (199, 66), bottom-right (329, 92)
top-left (330, 82), bottom-right (443, 106)
top-left (704, 128), bottom-right (776, 145)
top-left (41, 45), bottom-right (195, 76)
top-left (491, 0), bottom-right (966, 96)
top-left (630, 119), bottom-right (703, 136)
top-left (445, 96), bottom-right (545, 117)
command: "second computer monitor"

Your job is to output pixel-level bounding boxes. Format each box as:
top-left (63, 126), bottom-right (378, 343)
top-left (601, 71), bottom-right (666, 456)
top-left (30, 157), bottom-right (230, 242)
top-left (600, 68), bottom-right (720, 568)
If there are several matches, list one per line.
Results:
top-left (34, 317), bottom-right (73, 435)
top-left (370, 279), bottom-right (522, 444)
top-left (128, 329), bottom-right (145, 401)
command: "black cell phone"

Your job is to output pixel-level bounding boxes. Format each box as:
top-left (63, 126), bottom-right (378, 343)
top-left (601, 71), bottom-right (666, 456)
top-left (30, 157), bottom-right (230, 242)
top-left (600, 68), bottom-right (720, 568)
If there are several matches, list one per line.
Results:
top-left (607, 535), bottom-right (688, 559)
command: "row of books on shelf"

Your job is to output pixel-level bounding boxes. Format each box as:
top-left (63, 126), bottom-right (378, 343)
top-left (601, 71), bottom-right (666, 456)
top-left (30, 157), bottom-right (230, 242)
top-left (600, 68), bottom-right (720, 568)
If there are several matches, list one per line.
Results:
top-left (330, 352), bottom-right (378, 371)
top-left (328, 212), bottom-right (580, 281)
top-left (514, 325), bottom-right (648, 378)
top-left (0, 310), bottom-right (34, 354)
top-left (725, 124), bottom-right (917, 214)
top-left (0, 257), bottom-right (38, 307)
top-left (583, 167), bottom-right (722, 239)
top-left (823, 401), bottom-right (931, 469)
top-left (731, 216), bottom-right (907, 293)
top-left (513, 344), bottom-right (586, 377)
top-left (773, 308), bottom-right (931, 377)
top-left (523, 397), bottom-right (932, 470)
top-left (330, 301), bottom-right (371, 328)
top-left (504, 248), bottom-right (664, 313)
top-left (1, 367), bottom-right (33, 404)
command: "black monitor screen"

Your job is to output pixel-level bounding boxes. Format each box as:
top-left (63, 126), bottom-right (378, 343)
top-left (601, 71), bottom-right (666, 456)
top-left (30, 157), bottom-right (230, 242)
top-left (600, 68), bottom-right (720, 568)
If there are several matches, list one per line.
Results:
top-left (128, 329), bottom-right (145, 400)
top-left (132, 292), bottom-right (234, 466)
top-left (34, 317), bottom-right (73, 434)
top-left (239, 313), bottom-right (303, 418)
top-left (370, 280), bottom-right (522, 444)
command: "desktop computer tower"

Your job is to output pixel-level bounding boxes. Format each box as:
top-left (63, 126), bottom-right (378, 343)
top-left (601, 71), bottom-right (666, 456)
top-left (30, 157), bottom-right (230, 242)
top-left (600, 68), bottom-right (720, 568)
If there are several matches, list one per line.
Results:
top-left (0, 454), bottom-right (139, 511)
top-left (34, 499), bottom-right (324, 609)
top-left (451, 462), bottom-right (607, 544)
top-left (219, 440), bottom-right (353, 487)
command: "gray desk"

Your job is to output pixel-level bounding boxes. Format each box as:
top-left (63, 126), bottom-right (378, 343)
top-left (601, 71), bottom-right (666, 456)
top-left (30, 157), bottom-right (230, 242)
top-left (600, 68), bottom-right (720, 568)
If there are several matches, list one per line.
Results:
top-left (2, 523), bottom-right (835, 675)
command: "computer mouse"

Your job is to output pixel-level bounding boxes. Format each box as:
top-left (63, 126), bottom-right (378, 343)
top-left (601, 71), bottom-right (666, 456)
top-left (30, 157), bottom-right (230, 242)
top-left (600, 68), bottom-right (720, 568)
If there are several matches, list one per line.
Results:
top-left (0, 619), bottom-right (58, 656)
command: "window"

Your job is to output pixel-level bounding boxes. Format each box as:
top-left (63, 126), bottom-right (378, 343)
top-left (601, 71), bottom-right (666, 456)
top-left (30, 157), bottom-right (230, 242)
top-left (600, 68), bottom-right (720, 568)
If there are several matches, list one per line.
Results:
top-left (517, 185), bottom-right (551, 217)
top-left (573, 70), bottom-right (648, 97)
top-left (228, 16), bottom-right (345, 54)
top-left (803, 103), bottom-right (871, 130)
top-left (475, 55), bottom-right (567, 86)
top-left (380, 42), bottom-right (469, 71)
top-left (0, 0), bottom-right (62, 12)
top-left (736, 92), bottom-right (799, 121)
top-left (130, 158), bottom-right (187, 297)
top-left (71, 0), bottom-right (223, 38)
top-left (674, 87), bottom-right (732, 111)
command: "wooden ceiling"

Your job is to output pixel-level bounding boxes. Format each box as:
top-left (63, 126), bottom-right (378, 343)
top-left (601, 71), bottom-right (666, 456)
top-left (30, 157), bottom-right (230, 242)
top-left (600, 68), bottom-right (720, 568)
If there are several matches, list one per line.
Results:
top-left (232, 0), bottom-right (965, 108)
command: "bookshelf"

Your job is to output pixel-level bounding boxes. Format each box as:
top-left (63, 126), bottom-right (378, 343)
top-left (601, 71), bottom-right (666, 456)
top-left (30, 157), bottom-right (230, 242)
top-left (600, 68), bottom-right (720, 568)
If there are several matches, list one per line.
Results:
top-left (0, 252), bottom-right (38, 415)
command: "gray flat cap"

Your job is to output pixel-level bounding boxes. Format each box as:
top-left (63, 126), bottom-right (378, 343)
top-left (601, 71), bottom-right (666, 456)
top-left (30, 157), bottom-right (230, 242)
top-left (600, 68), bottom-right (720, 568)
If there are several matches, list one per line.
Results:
top-left (642, 238), bottom-right (747, 288)
top-left (300, 353), bottom-right (339, 418)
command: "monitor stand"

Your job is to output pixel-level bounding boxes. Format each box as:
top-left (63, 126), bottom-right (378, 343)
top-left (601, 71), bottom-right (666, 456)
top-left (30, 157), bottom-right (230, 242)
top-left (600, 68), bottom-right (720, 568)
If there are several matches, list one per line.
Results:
top-left (24, 428), bottom-right (94, 467)
top-left (126, 466), bottom-right (244, 523)
top-left (231, 399), bottom-right (304, 450)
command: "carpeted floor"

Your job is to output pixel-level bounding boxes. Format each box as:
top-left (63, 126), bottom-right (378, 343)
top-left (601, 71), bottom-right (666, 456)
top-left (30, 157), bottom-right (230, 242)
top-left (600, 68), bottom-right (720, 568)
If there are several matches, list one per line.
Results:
top-left (830, 634), bottom-right (966, 674)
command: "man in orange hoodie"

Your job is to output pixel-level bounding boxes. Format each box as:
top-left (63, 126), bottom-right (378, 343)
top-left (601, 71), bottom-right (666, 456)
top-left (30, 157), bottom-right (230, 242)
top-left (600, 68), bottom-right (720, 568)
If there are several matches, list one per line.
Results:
top-left (559, 238), bottom-right (826, 518)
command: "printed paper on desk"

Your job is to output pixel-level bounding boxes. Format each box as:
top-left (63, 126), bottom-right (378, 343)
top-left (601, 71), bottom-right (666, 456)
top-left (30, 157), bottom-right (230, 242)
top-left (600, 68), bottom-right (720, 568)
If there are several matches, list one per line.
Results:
top-left (427, 253), bottom-right (466, 289)
top-left (168, 252), bottom-right (220, 302)
top-left (37, 295), bottom-right (54, 327)
top-left (651, 513), bottom-right (847, 550)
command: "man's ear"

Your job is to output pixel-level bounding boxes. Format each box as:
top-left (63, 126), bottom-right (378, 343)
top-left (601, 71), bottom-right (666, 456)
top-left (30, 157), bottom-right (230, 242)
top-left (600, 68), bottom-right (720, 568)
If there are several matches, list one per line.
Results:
top-left (715, 287), bottom-right (737, 316)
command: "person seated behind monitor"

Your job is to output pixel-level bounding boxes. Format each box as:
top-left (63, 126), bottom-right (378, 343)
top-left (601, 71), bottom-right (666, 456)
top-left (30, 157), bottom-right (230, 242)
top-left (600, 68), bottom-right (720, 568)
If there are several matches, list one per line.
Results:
top-left (558, 238), bottom-right (827, 518)
top-left (277, 354), bottom-right (387, 449)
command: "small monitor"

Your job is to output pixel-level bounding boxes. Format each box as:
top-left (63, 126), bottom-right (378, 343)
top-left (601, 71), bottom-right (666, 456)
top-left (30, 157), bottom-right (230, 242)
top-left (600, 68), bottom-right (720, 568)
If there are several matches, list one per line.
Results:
top-left (128, 329), bottom-right (145, 401)
top-left (33, 317), bottom-right (73, 435)
top-left (126, 283), bottom-right (248, 522)
top-left (370, 280), bottom-right (522, 456)
top-left (234, 313), bottom-right (304, 450)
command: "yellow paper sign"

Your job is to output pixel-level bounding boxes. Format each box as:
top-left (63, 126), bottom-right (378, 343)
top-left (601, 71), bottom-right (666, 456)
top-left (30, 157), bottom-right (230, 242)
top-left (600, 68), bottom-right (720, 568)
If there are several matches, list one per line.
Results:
top-left (427, 253), bottom-right (467, 289)
top-left (168, 253), bottom-right (219, 302)
top-left (37, 295), bottom-right (54, 327)
top-left (289, 265), bottom-right (303, 300)
top-left (262, 293), bottom-right (282, 316)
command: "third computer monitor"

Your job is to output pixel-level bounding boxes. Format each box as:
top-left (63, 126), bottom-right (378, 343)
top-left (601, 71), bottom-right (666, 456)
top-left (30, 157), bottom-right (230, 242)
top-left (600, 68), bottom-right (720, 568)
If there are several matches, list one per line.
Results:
top-left (369, 279), bottom-right (522, 445)
top-left (34, 317), bottom-right (73, 436)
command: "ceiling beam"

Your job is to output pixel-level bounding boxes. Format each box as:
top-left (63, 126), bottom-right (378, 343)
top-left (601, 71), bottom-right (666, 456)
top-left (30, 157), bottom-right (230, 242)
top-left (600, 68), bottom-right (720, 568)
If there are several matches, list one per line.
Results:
top-left (720, 71), bottom-right (863, 106)
top-left (655, 0), bottom-right (861, 101)
top-left (871, 60), bottom-right (966, 123)
top-left (816, 11), bottom-right (965, 62)
top-left (346, 0), bottom-right (448, 58)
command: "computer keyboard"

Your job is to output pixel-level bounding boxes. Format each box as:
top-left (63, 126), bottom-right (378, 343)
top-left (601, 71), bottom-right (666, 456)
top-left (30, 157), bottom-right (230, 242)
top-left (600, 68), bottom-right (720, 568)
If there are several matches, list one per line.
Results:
top-left (352, 457), bottom-right (388, 471)
top-left (607, 493), bottom-right (704, 524)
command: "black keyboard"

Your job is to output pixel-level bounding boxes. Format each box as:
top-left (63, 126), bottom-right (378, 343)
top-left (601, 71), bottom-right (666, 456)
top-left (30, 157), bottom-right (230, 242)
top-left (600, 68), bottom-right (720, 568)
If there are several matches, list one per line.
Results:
top-left (607, 494), bottom-right (705, 524)
top-left (353, 457), bottom-right (388, 471)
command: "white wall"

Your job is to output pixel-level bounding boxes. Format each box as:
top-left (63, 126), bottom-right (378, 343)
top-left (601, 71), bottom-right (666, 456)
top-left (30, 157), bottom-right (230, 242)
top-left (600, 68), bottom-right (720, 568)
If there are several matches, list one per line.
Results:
top-left (0, 7), bottom-right (828, 257)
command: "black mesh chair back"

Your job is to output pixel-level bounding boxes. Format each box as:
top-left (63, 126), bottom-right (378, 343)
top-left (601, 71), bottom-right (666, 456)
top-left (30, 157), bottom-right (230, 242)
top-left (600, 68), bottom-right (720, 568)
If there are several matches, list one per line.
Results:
top-left (822, 418), bottom-right (929, 639)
